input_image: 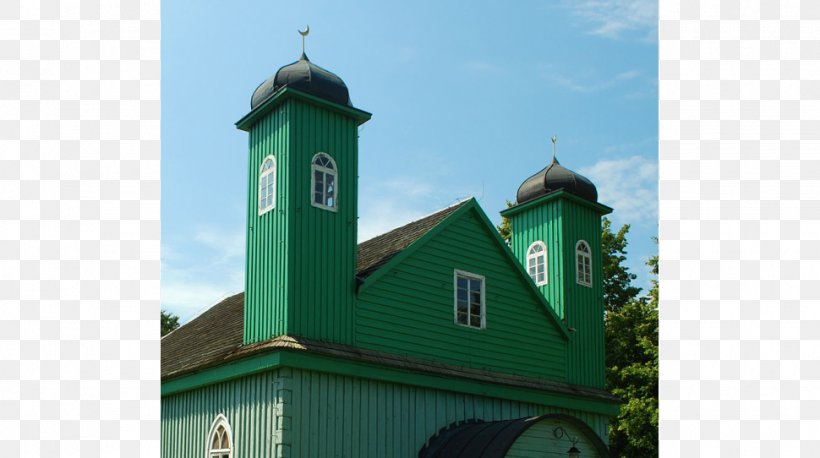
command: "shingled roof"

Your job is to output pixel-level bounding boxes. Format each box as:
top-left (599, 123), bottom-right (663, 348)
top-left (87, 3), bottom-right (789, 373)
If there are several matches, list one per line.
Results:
top-left (162, 200), bottom-right (469, 380)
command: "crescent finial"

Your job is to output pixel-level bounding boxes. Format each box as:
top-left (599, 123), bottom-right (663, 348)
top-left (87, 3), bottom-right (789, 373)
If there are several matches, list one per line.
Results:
top-left (298, 25), bottom-right (310, 55)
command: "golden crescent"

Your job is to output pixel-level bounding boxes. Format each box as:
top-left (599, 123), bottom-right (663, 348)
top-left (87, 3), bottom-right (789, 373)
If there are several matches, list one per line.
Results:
top-left (298, 25), bottom-right (310, 37)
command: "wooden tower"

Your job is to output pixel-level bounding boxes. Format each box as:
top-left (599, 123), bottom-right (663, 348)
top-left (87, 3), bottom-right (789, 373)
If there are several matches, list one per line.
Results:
top-left (501, 151), bottom-right (612, 388)
top-left (235, 52), bottom-right (371, 346)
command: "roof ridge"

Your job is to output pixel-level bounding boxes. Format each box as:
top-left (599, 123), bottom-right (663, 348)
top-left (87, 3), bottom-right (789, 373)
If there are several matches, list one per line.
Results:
top-left (358, 197), bottom-right (473, 245)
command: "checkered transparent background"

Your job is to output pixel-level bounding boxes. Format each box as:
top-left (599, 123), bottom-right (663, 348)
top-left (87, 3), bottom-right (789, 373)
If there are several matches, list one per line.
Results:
top-left (0, 1), bottom-right (160, 457)
top-left (2, 0), bottom-right (819, 456)
top-left (660, 1), bottom-right (820, 456)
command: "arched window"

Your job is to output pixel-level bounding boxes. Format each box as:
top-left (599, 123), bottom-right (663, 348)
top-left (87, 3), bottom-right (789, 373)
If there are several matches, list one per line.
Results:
top-left (576, 240), bottom-right (592, 287)
top-left (207, 415), bottom-right (233, 458)
top-left (527, 241), bottom-right (548, 286)
top-left (258, 155), bottom-right (276, 215)
top-left (311, 153), bottom-right (337, 211)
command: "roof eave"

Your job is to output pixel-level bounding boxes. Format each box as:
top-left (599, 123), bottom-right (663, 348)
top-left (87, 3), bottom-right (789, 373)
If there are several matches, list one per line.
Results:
top-left (500, 189), bottom-right (613, 218)
top-left (235, 86), bottom-right (372, 131)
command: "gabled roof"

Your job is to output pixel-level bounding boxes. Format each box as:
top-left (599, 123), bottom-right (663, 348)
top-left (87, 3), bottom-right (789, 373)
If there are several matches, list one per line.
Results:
top-left (163, 200), bottom-right (470, 379)
top-left (356, 200), bottom-right (469, 281)
top-left (161, 292), bottom-right (244, 379)
top-left (357, 198), bottom-right (570, 340)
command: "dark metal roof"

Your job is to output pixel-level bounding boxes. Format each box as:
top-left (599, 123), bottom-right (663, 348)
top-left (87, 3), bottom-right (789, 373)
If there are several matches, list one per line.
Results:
top-left (162, 202), bottom-right (468, 379)
top-left (250, 52), bottom-right (351, 109)
top-left (356, 201), bottom-right (468, 280)
top-left (516, 158), bottom-right (598, 205)
top-left (419, 414), bottom-right (610, 458)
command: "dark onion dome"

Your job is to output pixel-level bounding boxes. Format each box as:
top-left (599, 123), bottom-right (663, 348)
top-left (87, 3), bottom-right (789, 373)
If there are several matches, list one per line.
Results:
top-left (516, 157), bottom-right (598, 204)
top-left (250, 52), bottom-right (352, 109)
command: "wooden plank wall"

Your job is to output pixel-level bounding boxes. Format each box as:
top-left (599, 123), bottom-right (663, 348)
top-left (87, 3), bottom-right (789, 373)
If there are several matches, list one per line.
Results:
top-left (281, 367), bottom-right (609, 457)
top-left (162, 367), bottom-right (609, 458)
top-left (161, 371), bottom-right (279, 458)
top-left (356, 209), bottom-right (568, 381)
top-left (244, 99), bottom-right (358, 345)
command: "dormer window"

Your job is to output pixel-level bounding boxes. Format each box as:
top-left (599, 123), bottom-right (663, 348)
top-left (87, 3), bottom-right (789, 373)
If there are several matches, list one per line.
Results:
top-left (311, 153), bottom-right (337, 211)
top-left (576, 240), bottom-right (592, 287)
top-left (527, 241), bottom-right (547, 286)
top-left (258, 156), bottom-right (276, 215)
top-left (207, 415), bottom-right (233, 458)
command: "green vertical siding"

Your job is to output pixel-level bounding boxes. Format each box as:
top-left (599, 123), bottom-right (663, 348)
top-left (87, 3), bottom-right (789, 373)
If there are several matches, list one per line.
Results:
top-left (509, 196), bottom-right (606, 388)
top-left (161, 371), bottom-right (279, 458)
top-left (245, 102), bottom-right (292, 344)
top-left (281, 367), bottom-right (609, 457)
top-left (289, 101), bottom-right (358, 345)
top-left (357, 208), bottom-right (567, 381)
top-left (244, 97), bottom-right (359, 345)
top-left (561, 201), bottom-right (605, 388)
top-left (509, 199), bottom-right (565, 318)
top-left (162, 367), bottom-right (609, 457)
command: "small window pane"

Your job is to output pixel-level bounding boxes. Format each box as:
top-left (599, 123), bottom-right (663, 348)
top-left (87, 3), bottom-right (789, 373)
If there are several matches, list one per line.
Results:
top-left (221, 431), bottom-right (229, 449)
top-left (457, 300), bottom-right (467, 313)
top-left (212, 433), bottom-right (219, 449)
top-left (470, 315), bottom-right (481, 327)
top-left (457, 277), bottom-right (468, 289)
top-left (470, 279), bottom-right (480, 291)
top-left (457, 288), bottom-right (467, 301)
top-left (457, 311), bottom-right (468, 324)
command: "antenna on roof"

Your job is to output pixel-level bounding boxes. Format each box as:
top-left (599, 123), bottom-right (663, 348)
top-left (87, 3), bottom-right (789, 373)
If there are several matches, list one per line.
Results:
top-left (298, 25), bottom-right (310, 55)
top-left (551, 135), bottom-right (557, 163)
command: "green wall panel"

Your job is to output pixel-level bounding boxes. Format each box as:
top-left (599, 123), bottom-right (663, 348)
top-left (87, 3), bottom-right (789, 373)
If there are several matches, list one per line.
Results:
top-left (356, 208), bottom-right (567, 381)
top-left (244, 97), bottom-right (360, 345)
top-left (162, 365), bottom-right (610, 457)
top-left (509, 196), bottom-right (606, 388)
top-left (161, 371), bottom-right (279, 458)
top-left (280, 367), bottom-right (609, 457)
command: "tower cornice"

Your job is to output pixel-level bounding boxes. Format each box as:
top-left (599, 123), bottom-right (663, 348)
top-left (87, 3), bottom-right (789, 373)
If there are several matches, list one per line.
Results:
top-left (235, 86), bottom-right (372, 132)
top-left (500, 189), bottom-right (613, 218)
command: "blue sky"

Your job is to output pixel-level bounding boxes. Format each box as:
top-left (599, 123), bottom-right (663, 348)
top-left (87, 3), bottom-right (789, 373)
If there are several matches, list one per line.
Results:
top-left (162, 0), bottom-right (658, 323)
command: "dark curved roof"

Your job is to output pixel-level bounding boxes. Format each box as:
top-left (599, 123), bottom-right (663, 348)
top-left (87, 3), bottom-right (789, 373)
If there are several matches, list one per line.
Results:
top-left (250, 52), bottom-right (351, 109)
top-left (418, 413), bottom-right (609, 458)
top-left (516, 158), bottom-right (598, 204)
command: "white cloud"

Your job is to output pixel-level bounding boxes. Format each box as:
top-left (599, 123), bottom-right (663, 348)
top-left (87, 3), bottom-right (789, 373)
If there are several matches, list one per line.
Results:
top-left (161, 273), bottom-right (243, 324)
top-left (193, 226), bottom-right (245, 261)
top-left (578, 155), bottom-right (657, 225)
top-left (568, 0), bottom-right (657, 40)
top-left (358, 201), bottom-right (429, 243)
top-left (162, 224), bottom-right (246, 323)
top-left (358, 174), bottom-right (477, 242)
top-left (547, 68), bottom-right (641, 93)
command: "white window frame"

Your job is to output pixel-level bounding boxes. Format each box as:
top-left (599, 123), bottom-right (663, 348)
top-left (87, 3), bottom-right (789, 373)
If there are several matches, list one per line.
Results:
top-left (258, 155), bottom-right (276, 216)
top-left (453, 269), bottom-right (486, 330)
top-left (576, 240), bottom-right (592, 287)
top-left (526, 241), bottom-right (548, 286)
top-left (310, 152), bottom-right (338, 212)
top-left (205, 414), bottom-right (233, 458)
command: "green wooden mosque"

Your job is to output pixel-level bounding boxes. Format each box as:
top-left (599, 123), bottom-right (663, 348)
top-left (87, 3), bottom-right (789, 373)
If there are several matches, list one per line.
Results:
top-left (161, 37), bottom-right (620, 457)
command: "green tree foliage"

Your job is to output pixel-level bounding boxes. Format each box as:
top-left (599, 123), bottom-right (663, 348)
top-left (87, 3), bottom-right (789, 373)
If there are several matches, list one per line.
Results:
top-left (495, 206), bottom-right (658, 456)
top-left (601, 218), bottom-right (642, 312)
top-left (604, 232), bottom-right (659, 457)
top-left (161, 310), bottom-right (180, 337)
top-left (496, 200), bottom-right (514, 244)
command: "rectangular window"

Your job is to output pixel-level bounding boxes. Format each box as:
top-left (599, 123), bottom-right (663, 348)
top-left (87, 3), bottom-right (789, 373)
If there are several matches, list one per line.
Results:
top-left (454, 270), bottom-right (485, 329)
